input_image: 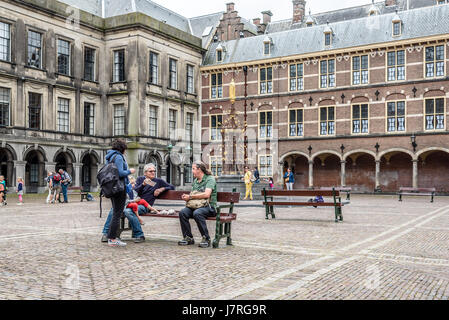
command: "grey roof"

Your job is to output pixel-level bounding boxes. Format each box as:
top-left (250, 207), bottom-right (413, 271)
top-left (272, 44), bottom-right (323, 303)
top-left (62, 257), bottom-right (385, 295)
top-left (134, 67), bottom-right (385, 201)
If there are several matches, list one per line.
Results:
top-left (265, 0), bottom-right (435, 34)
top-left (240, 17), bottom-right (258, 34)
top-left (189, 12), bottom-right (223, 48)
top-left (203, 4), bottom-right (449, 66)
top-left (59, 0), bottom-right (192, 34)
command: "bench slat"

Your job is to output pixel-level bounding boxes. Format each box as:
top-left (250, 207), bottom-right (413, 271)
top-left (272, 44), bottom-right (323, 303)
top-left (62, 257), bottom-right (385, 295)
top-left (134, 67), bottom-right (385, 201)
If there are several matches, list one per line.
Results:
top-left (261, 190), bottom-right (339, 197)
top-left (157, 190), bottom-right (240, 203)
top-left (264, 201), bottom-right (342, 207)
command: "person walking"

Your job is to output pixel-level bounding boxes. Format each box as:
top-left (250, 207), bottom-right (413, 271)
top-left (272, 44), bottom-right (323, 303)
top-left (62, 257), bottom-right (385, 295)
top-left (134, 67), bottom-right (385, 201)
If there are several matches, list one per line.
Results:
top-left (45, 171), bottom-right (53, 204)
top-left (253, 167), bottom-right (260, 184)
top-left (284, 168), bottom-right (295, 190)
top-left (242, 166), bottom-right (253, 200)
top-left (0, 175), bottom-right (6, 206)
top-left (178, 161), bottom-right (218, 248)
top-left (16, 177), bottom-right (24, 205)
top-left (59, 169), bottom-right (72, 203)
top-left (105, 139), bottom-right (135, 247)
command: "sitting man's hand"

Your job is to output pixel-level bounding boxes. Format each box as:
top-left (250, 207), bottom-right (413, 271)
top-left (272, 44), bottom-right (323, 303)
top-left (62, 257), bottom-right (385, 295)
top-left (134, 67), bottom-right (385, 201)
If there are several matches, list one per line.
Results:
top-left (154, 187), bottom-right (165, 197)
top-left (181, 194), bottom-right (190, 201)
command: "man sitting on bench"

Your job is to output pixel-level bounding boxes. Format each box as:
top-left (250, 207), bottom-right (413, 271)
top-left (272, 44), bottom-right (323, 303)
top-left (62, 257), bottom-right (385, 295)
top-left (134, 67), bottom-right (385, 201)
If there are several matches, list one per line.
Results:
top-left (178, 161), bottom-right (217, 249)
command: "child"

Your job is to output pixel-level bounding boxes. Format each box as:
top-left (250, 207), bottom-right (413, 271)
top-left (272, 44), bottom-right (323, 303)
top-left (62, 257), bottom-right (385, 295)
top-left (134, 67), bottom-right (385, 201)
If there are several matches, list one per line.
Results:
top-left (126, 176), bottom-right (159, 225)
top-left (0, 175), bottom-right (6, 206)
top-left (16, 177), bottom-right (24, 205)
top-left (268, 177), bottom-right (274, 190)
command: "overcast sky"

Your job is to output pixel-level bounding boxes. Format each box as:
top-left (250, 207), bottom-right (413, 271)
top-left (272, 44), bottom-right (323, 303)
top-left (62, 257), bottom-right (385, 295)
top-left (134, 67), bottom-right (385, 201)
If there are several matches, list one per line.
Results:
top-left (152, 0), bottom-right (374, 20)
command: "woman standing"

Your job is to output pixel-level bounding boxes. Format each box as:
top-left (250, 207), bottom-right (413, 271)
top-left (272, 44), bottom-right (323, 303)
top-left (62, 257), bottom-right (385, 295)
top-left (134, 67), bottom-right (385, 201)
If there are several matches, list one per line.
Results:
top-left (242, 166), bottom-right (253, 200)
top-left (105, 139), bottom-right (135, 247)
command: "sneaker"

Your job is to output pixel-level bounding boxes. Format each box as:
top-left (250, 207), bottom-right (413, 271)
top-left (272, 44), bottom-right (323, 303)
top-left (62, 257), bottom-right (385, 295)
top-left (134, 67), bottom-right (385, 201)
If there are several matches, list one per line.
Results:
top-left (101, 234), bottom-right (108, 243)
top-left (178, 236), bottom-right (195, 246)
top-left (198, 236), bottom-right (211, 248)
top-left (108, 239), bottom-right (127, 247)
top-left (133, 236), bottom-right (145, 243)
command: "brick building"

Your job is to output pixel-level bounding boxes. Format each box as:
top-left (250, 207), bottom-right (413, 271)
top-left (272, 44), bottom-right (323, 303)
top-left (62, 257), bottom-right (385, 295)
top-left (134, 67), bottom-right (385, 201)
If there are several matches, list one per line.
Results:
top-left (200, 0), bottom-right (449, 193)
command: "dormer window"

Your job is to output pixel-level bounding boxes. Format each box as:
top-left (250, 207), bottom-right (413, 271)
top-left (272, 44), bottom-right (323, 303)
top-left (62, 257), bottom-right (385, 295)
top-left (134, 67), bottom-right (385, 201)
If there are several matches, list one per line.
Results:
top-left (437, 0), bottom-right (447, 5)
top-left (324, 23), bottom-right (332, 46)
top-left (369, 1), bottom-right (379, 16)
top-left (216, 44), bottom-right (223, 62)
top-left (263, 36), bottom-right (272, 55)
top-left (306, 10), bottom-right (314, 27)
top-left (392, 13), bottom-right (402, 36)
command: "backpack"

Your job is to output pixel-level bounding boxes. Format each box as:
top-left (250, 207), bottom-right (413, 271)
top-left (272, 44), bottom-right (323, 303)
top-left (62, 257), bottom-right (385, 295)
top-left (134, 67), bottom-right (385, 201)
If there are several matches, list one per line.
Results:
top-left (52, 174), bottom-right (61, 183)
top-left (97, 154), bottom-right (125, 199)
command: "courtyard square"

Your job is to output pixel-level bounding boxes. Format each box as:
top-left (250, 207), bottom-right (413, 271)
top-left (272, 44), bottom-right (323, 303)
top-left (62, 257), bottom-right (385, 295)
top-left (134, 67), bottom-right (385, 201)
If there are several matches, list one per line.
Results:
top-left (0, 193), bottom-right (449, 300)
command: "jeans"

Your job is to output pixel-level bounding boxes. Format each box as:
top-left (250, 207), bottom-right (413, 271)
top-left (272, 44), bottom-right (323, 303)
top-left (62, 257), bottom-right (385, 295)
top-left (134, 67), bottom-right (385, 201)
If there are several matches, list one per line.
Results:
top-left (61, 184), bottom-right (68, 202)
top-left (179, 206), bottom-right (216, 240)
top-left (102, 205), bottom-right (146, 238)
top-left (286, 182), bottom-right (294, 190)
top-left (107, 190), bottom-right (127, 240)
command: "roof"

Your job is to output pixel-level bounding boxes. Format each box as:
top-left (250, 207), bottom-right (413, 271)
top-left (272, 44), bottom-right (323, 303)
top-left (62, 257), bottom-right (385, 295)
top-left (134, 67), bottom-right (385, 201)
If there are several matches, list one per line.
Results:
top-left (189, 12), bottom-right (224, 48)
top-left (203, 4), bottom-right (449, 67)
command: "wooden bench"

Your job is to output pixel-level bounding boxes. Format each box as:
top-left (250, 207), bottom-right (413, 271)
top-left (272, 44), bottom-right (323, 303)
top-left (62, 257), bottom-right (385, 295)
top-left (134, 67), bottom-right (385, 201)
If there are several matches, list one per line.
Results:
top-left (119, 189), bottom-right (240, 248)
top-left (261, 188), bottom-right (345, 222)
top-left (319, 187), bottom-right (352, 201)
top-left (59, 186), bottom-right (89, 202)
top-left (398, 187), bottom-right (436, 203)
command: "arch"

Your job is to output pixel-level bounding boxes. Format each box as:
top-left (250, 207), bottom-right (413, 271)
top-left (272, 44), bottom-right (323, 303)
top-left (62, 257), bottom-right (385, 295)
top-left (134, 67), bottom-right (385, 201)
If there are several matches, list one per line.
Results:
top-left (311, 150), bottom-right (342, 162)
top-left (318, 99), bottom-right (336, 106)
top-left (350, 96), bottom-right (369, 104)
top-left (423, 89), bottom-right (445, 98)
top-left (378, 148), bottom-right (415, 161)
top-left (146, 150), bottom-right (163, 166)
top-left (53, 148), bottom-right (76, 163)
top-left (288, 102), bottom-right (304, 109)
top-left (385, 93), bottom-right (406, 101)
top-left (80, 149), bottom-right (100, 164)
top-left (23, 146), bottom-right (47, 162)
top-left (343, 149), bottom-right (376, 162)
top-left (279, 151), bottom-right (310, 162)
top-left (0, 143), bottom-right (17, 161)
top-left (258, 104), bottom-right (273, 111)
top-left (416, 147), bottom-right (449, 158)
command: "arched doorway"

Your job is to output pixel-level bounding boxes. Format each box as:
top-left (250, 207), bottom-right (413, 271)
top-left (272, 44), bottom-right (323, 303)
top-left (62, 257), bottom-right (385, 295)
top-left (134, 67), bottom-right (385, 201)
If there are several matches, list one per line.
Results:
top-left (24, 149), bottom-right (46, 193)
top-left (379, 151), bottom-right (413, 192)
top-left (0, 147), bottom-right (14, 187)
top-left (81, 152), bottom-right (99, 191)
top-left (313, 153), bottom-right (341, 188)
top-left (418, 150), bottom-right (449, 193)
top-left (345, 153), bottom-right (376, 192)
top-left (54, 151), bottom-right (74, 178)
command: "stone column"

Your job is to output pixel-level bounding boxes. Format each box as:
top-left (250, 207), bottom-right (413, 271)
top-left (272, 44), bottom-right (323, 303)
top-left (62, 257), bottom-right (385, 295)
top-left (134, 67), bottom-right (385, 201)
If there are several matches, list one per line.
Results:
top-left (375, 160), bottom-right (381, 191)
top-left (73, 163), bottom-right (83, 187)
top-left (14, 161), bottom-right (26, 189)
top-left (180, 165), bottom-right (185, 188)
top-left (161, 164), bottom-right (168, 182)
top-left (308, 160), bottom-right (314, 189)
top-left (412, 159), bottom-right (418, 189)
top-left (340, 161), bottom-right (346, 187)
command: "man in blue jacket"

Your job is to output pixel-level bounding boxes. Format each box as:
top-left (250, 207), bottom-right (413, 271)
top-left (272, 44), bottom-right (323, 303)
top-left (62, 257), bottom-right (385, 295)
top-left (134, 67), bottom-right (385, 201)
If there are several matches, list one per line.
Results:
top-left (134, 163), bottom-right (174, 208)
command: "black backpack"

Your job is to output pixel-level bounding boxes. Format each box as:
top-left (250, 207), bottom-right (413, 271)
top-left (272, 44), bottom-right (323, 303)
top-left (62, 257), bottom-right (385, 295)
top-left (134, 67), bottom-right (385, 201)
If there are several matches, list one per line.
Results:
top-left (97, 155), bottom-right (125, 199)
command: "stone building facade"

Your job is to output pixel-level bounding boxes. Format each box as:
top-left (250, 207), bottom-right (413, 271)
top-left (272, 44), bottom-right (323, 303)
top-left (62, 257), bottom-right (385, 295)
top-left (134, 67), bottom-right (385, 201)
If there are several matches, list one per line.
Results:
top-left (0, 0), bottom-right (207, 192)
top-left (200, 0), bottom-right (449, 193)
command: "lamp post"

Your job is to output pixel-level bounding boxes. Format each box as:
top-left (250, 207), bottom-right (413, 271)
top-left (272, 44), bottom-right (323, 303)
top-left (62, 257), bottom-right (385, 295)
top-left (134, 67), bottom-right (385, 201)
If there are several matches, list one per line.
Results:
top-left (411, 134), bottom-right (417, 152)
top-left (243, 66), bottom-right (248, 168)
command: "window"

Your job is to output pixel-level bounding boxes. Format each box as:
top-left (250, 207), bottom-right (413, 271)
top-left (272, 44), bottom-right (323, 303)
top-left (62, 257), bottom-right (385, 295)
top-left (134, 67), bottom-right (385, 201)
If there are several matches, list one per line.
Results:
top-left (438, 0), bottom-right (446, 4)
top-left (84, 103), bottom-right (95, 135)
top-left (149, 51), bottom-right (158, 84)
top-left (320, 59), bottom-right (335, 88)
top-left (57, 39), bottom-right (70, 75)
top-left (211, 73), bottom-right (223, 99)
top-left (113, 104), bottom-right (125, 136)
top-left (0, 22), bottom-right (10, 62)
top-left (184, 164), bottom-right (193, 184)
top-left (186, 65), bottom-right (194, 94)
top-left (84, 47), bottom-right (96, 81)
top-left (387, 50), bottom-right (405, 81)
top-left (387, 101), bottom-right (406, 132)
top-left (113, 50), bottom-right (125, 82)
top-left (425, 98), bottom-right (445, 130)
top-left (29, 93), bottom-right (41, 130)
top-left (259, 111), bottom-right (273, 138)
top-left (169, 58), bottom-right (177, 89)
top-left (216, 49), bottom-right (223, 62)
top-left (320, 106), bottom-right (335, 136)
top-left (210, 156), bottom-right (222, 177)
top-left (289, 63), bottom-right (304, 91)
top-left (169, 109), bottom-right (177, 140)
top-left (210, 114), bottom-right (223, 141)
top-left (352, 55), bottom-right (369, 85)
top-left (289, 109), bottom-right (303, 137)
top-left (30, 163), bottom-right (38, 184)
top-left (425, 45), bottom-right (445, 78)
top-left (352, 104), bottom-right (369, 134)
top-left (149, 106), bottom-right (158, 137)
top-left (0, 87), bottom-right (10, 127)
top-left (260, 67), bottom-right (273, 94)
top-left (57, 98), bottom-right (70, 133)
top-left (259, 155), bottom-right (273, 178)
top-left (325, 33), bottom-right (331, 46)
top-left (186, 112), bottom-right (194, 141)
top-left (27, 30), bottom-right (42, 68)
top-left (264, 41), bottom-right (270, 55)
top-left (393, 22), bottom-right (401, 36)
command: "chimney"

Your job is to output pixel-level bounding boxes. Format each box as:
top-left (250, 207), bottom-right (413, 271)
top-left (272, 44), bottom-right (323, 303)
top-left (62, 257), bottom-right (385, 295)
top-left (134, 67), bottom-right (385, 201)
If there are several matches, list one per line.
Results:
top-left (292, 0), bottom-right (306, 24)
top-left (253, 18), bottom-right (261, 26)
top-left (385, 0), bottom-right (397, 6)
top-left (262, 10), bottom-right (273, 25)
top-left (226, 2), bottom-right (235, 12)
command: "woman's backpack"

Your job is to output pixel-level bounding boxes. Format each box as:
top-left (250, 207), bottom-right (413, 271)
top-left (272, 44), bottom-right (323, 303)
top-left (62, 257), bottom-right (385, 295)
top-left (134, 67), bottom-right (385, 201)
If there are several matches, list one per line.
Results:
top-left (97, 155), bottom-right (125, 199)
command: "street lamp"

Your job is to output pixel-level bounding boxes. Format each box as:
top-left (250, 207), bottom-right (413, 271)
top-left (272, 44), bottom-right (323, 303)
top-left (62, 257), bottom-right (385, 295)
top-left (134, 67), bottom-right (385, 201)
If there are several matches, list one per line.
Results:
top-left (411, 134), bottom-right (417, 152)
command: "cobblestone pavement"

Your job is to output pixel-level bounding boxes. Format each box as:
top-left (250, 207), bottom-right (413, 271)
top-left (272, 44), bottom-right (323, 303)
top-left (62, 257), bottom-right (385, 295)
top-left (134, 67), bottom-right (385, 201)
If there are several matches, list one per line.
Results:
top-left (0, 194), bottom-right (449, 300)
